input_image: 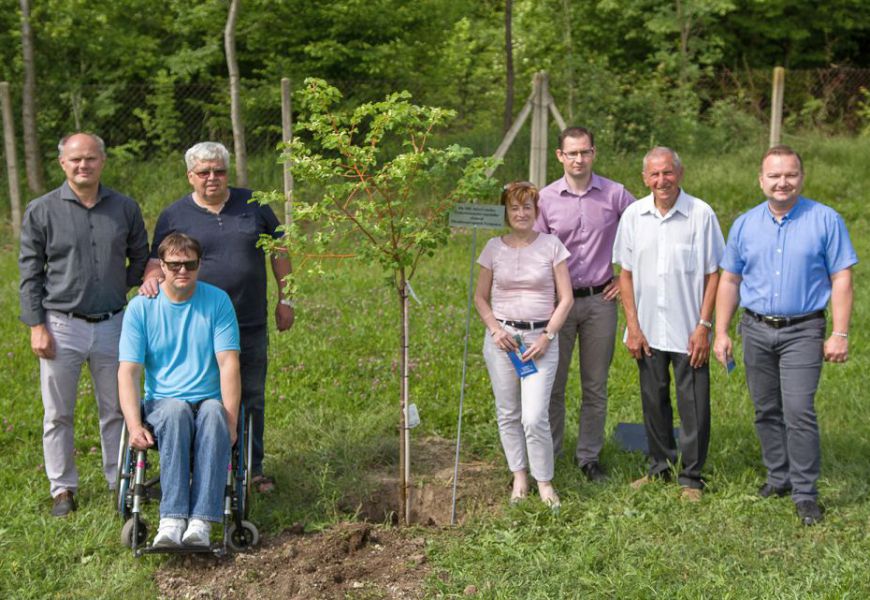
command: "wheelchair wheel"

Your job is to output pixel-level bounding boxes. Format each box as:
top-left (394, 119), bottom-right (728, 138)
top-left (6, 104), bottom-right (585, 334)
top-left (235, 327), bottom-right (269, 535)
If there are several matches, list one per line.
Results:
top-left (121, 518), bottom-right (148, 548)
top-left (227, 520), bottom-right (259, 552)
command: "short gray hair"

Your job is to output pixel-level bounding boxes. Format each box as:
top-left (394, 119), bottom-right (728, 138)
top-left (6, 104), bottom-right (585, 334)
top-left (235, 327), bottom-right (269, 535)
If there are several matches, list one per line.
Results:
top-left (184, 141), bottom-right (230, 171)
top-left (58, 133), bottom-right (106, 158)
top-left (642, 146), bottom-right (682, 173)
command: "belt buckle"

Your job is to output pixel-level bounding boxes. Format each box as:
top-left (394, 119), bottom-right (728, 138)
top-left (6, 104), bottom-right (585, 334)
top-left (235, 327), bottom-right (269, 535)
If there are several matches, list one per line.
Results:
top-left (764, 316), bottom-right (786, 329)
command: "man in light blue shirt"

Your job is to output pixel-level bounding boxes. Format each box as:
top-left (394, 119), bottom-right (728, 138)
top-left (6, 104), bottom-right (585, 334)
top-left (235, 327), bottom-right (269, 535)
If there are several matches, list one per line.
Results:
top-left (714, 145), bottom-right (856, 525)
top-left (118, 232), bottom-right (241, 547)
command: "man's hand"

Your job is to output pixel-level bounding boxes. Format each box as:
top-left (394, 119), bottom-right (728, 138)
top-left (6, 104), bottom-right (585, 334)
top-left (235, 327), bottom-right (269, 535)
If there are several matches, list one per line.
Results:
top-left (712, 334), bottom-right (732, 367)
top-left (824, 335), bottom-right (848, 363)
top-left (128, 424), bottom-right (154, 450)
top-left (625, 326), bottom-right (651, 360)
top-left (275, 303), bottom-right (295, 331)
top-left (688, 325), bottom-right (711, 368)
top-left (602, 279), bottom-right (620, 302)
top-left (30, 324), bottom-right (56, 359)
top-left (138, 276), bottom-right (162, 298)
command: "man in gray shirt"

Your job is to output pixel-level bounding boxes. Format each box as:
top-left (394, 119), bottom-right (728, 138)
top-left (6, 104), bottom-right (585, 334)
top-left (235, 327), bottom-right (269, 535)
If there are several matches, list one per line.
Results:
top-left (19, 132), bottom-right (149, 517)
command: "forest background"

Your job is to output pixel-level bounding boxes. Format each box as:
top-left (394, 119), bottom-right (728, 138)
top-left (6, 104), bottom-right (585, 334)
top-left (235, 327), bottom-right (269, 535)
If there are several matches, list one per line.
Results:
top-left (2, 1), bottom-right (870, 598)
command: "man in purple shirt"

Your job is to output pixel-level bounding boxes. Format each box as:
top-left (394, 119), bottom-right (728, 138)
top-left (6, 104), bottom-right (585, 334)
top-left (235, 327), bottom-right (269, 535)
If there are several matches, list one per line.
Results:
top-left (534, 126), bottom-right (635, 481)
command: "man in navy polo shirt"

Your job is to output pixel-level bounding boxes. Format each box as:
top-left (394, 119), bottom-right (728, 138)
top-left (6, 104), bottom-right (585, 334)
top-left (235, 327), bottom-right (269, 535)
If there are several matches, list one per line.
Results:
top-left (141, 142), bottom-right (293, 493)
top-left (713, 145), bottom-right (856, 525)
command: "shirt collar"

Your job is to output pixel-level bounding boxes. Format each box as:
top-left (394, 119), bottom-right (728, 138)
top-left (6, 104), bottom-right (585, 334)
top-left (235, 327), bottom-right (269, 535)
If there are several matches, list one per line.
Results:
top-left (557, 173), bottom-right (602, 197)
top-left (60, 180), bottom-right (107, 206)
top-left (763, 195), bottom-right (805, 223)
top-left (638, 189), bottom-right (690, 218)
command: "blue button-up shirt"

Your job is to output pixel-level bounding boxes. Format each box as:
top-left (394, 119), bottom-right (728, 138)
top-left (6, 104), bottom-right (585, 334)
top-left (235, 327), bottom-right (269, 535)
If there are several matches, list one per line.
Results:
top-left (720, 197), bottom-right (857, 316)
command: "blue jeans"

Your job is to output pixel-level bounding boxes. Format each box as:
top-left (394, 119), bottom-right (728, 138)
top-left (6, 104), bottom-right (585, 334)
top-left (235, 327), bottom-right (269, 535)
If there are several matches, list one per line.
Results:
top-left (145, 398), bottom-right (230, 522)
top-left (240, 326), bottom-right (268, 475)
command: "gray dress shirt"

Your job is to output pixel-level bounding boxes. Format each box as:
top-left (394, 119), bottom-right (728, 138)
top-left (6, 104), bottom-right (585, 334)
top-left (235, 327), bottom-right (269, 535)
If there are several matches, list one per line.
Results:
top-left (18, 181), bottom-right (149, 326)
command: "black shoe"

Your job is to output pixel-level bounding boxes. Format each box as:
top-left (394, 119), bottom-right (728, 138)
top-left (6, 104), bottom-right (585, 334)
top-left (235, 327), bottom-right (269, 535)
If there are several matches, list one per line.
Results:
top-left (579, 461), bottom-right (607, 482)
top-left (758, 483), bottom-right (792, 498)
top-left (51, 491), bottom-right (77, 517)
top-left (795, 499), bottom-right (824, 526)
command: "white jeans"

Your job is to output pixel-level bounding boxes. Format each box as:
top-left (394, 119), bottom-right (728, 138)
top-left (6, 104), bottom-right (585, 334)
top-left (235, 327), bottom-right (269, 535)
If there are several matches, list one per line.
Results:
top-left (40, 310), bottom-right (124, 497)
top-left (483, 326), bottom-right (559, 482)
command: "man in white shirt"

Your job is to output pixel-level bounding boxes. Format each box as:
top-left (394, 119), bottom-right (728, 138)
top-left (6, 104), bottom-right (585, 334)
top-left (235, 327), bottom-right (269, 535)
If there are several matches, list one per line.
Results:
top-left (613, 147), bottom-right (725, 500)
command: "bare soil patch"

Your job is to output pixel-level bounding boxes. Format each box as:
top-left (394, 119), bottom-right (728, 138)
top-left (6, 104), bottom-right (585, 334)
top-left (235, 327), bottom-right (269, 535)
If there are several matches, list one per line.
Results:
top-left (155, 437), bottom-right (505, 599)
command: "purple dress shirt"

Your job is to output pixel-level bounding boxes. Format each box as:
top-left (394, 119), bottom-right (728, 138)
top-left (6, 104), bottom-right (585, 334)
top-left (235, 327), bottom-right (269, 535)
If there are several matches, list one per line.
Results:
top-left (534, 173), bottom-right (635, 288)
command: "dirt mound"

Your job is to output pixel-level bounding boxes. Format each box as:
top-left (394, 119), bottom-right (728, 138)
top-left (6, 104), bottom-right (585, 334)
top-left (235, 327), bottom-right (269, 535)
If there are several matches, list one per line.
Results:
top-left (341, 436), bottom-right (503, 525)
top-left (155, 437), bottom-right (505, 598)
top-left (157, 523), bottom-right (428, 599)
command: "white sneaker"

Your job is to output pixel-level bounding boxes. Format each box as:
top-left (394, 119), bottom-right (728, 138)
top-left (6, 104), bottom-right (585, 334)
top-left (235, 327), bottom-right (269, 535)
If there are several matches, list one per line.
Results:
top-left (152, 517), bottom-right (186, 548)
top-left (181, 518), bottom-right (212, 547)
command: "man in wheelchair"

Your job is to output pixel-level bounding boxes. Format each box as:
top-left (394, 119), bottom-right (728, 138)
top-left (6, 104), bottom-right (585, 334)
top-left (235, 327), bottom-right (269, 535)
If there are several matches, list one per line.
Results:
top-left (118, 232), bottom-right (240, 548)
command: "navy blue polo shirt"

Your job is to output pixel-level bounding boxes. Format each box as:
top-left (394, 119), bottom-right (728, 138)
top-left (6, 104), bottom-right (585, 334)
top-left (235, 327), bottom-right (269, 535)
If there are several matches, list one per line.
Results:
top-left (150, 187), bottom-right (281, 329)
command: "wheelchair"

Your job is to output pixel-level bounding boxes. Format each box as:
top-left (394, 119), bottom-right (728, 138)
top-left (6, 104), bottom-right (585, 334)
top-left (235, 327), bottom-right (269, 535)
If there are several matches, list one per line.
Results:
top-left (114, 403), bottom-right (259, 556)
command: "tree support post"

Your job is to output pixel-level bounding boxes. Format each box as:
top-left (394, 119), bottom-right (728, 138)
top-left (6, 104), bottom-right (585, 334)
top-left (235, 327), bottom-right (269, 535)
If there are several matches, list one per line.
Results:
top-left (770, 66), bottom-right (785, 147)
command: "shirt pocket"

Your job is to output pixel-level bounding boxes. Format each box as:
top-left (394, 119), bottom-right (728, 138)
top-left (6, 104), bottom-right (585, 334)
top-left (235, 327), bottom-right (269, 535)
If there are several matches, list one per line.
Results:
top-left (236, 213), bottom-right (257, 235)
top-left (670, 243), bottom-right (696, 274)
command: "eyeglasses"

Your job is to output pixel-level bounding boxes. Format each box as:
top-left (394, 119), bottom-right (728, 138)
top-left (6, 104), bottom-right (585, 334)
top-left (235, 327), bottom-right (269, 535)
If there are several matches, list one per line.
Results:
top-left (191, 168), bottom-right (228, 179)
top-left (162, 259), bottom-right (200, 272)
top-left (560, 149), bottom-right (595, 161)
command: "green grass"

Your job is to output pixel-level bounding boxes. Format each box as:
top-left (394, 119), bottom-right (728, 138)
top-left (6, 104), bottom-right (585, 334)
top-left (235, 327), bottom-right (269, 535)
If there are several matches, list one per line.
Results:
top-left (2, 136), bottom-right (870, 597)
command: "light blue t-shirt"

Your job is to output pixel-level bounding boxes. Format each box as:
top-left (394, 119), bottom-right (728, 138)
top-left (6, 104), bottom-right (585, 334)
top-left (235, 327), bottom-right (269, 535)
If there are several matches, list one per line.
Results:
top-left (119, 281), bottom-right (240, 403)
top-left (720, 197), bottom-right (858, 316)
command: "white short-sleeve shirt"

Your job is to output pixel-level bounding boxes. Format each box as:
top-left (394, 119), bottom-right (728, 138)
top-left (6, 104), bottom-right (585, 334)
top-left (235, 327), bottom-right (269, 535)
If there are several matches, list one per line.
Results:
top-left (612, 190), bottom-right (725, 353)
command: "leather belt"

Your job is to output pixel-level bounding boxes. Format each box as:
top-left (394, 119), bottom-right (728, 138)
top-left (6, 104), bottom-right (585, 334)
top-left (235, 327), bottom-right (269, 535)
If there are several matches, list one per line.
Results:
top-left (500, 320), bottom-right (550, 330)
top-left (69, 307), bottom-right (124, 323)
top-left (744, 309), bottom-right (824, 329)
top-left (573, 281), bottom-right (610, 298)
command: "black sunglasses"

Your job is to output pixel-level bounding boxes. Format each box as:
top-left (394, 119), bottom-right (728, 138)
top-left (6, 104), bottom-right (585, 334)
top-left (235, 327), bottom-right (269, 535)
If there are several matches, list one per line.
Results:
top-left (162, 259), bottom-right (200, 272)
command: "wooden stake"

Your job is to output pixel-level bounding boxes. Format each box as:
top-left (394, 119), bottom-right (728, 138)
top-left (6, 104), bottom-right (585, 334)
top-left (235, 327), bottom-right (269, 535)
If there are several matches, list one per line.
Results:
top-left (770, 67), bottom-right (785, 147)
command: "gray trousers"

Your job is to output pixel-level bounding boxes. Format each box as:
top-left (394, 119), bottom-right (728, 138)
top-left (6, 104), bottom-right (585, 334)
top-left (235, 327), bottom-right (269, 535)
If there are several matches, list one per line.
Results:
top-left (549, 293), bottom-right (617, 465)
top-left (40, 310), bottom-right (124, 497)
top-left (741, 312), bottom-right (825, 502)
top-left (637, 349), bottom-right (710, 489)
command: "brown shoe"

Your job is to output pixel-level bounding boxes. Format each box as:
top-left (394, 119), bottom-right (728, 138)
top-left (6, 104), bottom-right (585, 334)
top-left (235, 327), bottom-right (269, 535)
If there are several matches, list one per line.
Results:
top-left (680, 487), bottom-right (703, 502)
top-left (51, 490), bottom-right (77, 517)
top-left (630, 475), bottom-right (653, 490)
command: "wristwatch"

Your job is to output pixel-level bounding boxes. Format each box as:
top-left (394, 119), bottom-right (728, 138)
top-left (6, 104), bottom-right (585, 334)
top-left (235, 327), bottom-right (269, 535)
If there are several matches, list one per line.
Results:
top-left (544, 330), bottom-right (556, 341)
top-left (279, 298), bottom-right (295, 308)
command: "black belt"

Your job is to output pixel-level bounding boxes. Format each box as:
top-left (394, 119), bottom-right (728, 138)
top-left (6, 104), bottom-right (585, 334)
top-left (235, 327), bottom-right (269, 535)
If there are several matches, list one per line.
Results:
top-left (744, 309), bottom-right (824, 329)
top-left (573, 280), bottom-right (610, 298)
top-left (501, 320), bottom-right (550, 330)
top-left (69, 307), bottom-right (124, 323)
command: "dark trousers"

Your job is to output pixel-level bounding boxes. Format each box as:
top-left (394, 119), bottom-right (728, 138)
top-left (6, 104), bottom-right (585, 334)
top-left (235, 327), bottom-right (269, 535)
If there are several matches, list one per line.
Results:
top-left (240, 326), bottom-right (268, 475)
top-left (740, 313), bottom-right (824, 502)
top-left (637, 349), bottom-right (710, 489)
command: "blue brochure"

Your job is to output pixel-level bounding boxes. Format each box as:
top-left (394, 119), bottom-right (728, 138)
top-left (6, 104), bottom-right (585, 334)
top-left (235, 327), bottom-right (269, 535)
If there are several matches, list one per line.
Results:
top-left (508, 334), bottom-right (538, 378)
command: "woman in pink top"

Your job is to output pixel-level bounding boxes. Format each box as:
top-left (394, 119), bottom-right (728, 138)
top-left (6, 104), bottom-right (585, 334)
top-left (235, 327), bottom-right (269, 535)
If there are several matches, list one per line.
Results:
top-left (474, 182), bottom-right (574, 509)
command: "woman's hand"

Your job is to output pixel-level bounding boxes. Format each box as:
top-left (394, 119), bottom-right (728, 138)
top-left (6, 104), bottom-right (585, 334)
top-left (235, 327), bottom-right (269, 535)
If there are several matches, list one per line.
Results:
top-left (491, 328), bottom-right (519, 352)
top-left (521, 334), bottom-right (550, 361)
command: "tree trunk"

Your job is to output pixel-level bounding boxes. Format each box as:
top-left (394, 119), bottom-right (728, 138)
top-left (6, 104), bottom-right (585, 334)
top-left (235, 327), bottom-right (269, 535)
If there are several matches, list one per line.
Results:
top-left (19, 0), bottom-right (44, 194)
top-left (224, 0), bottom-right (248, 187)
top-left (503, 0), bottom-right (515, 135)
